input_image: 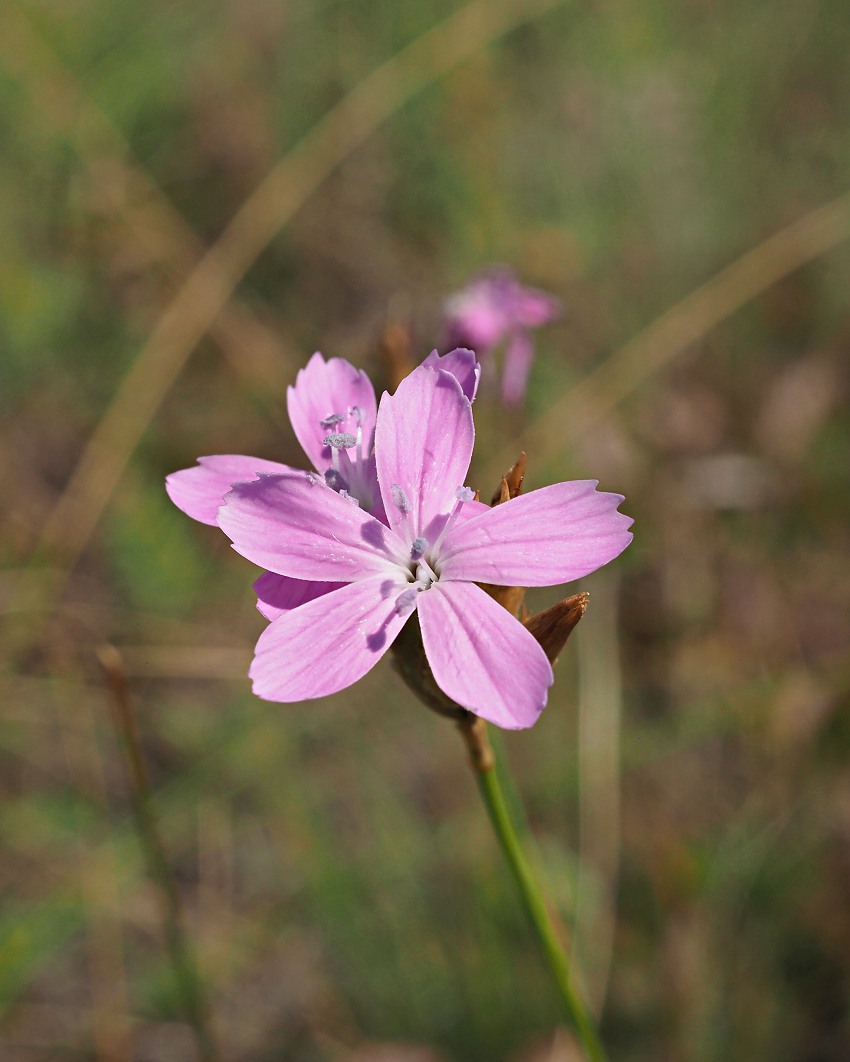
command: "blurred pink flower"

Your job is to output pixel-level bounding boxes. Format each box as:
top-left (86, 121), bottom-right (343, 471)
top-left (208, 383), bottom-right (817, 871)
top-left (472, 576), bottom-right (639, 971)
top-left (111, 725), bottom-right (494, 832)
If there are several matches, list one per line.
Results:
top-left (166, 349), bottom-right (479, 621)
top-left (443, 267), bottom-right (561, 406)
top-left (215, 360), bottom-right (632, 728)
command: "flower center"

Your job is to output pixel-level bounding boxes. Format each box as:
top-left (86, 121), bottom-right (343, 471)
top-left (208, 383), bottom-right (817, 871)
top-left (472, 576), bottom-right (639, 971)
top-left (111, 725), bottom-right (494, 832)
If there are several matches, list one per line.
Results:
top-left (390, 484), bottom-right (474, 616)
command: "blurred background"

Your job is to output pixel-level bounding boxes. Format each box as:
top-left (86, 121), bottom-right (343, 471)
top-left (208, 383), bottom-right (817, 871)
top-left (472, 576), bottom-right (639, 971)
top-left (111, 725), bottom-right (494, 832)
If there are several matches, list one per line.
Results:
top-left (1, 0), bottom-right (849, 1059)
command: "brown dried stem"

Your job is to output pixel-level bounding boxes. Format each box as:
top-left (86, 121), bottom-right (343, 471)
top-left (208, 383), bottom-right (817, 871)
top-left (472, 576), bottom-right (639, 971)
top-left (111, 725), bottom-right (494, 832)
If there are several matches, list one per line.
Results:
top-left (96, 646), bottom-right (218, 1062)
top-left (457, 715), bottom-right (497, 774)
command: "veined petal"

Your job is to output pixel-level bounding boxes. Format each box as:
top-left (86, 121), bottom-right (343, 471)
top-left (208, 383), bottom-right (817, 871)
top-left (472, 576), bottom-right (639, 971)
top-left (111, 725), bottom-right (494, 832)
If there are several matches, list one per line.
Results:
top-left (376, 364), bottom-right (474, 541)
top-left (438, 481), bottom-right (633, 586)
top-left (423, 347), bottom-right (480, 401)
top-left (165, 455), bottom-right (296, 526)
top-left (287, 352), bottom-right (377, 472)
top-left (250, 574), bottom-right (410, 701)
top-left (218, 472), bottom-right (408, 581)
top-left (253, 571), bottom-right (343, 621)
top-left (418, 496), bottom-right (489, 547)
top-left (418, 581), bottom-right (552, 729)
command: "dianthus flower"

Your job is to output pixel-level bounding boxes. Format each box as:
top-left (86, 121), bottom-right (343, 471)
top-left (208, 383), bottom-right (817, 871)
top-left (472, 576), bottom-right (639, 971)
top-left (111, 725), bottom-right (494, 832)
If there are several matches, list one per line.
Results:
top-left (211, 360), bottom-right (631, 729)
top-left (443, 266), bottom-right (561, 406)
top-left (166, 347), bottom-right (479, 619)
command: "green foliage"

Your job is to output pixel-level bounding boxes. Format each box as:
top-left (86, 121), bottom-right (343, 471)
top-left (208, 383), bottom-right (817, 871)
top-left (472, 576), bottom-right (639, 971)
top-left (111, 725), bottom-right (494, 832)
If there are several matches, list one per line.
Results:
top-left (105, 475), bottom-right (212, 615)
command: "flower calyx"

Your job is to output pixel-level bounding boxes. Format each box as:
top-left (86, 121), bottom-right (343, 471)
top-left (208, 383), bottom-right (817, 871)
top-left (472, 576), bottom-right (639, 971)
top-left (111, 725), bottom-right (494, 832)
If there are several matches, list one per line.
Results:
top-left (524, 592), bottom-right (589, 665)
top-left (490, 451), bottom-right (526, 505)
top-left (390, 611), bottom-right (471, 721)
top-left (389, 613), bottom-right (495, 773)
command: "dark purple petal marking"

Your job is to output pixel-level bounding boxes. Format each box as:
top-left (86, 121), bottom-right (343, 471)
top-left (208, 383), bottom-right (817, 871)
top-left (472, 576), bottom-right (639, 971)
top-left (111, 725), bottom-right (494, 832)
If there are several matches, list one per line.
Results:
top-left (324, 468), bottom-right (349, 492)
top-left (395, 587), bottom-right (419, 617)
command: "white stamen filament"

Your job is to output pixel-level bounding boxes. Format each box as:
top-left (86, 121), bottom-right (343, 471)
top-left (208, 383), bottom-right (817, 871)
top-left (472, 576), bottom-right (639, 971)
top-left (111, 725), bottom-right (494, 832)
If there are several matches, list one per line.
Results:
top-left (431, 486), bottom-right (474, 555)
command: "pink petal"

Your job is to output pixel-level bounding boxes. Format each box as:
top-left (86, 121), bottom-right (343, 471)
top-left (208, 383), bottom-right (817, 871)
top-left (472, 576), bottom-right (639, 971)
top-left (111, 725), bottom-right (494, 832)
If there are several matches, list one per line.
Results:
top-left (500, 331), bottom-right (535, 406)
top-left (444, 279), bottom-right (509, 351)
top-left (286, 351), bottom-right (377, 472)
top-left (249, 574), bottom-right (410, 701)
top-left (423, 347), bottom-right (480, 401)
top-left (218, 472), bottom-right (408, 580)
top-left (253, 571), bottom-right (343, 621)
top-left (418, 581), bottom-right (553, 729)
top-left (165, 454), bottom-right (297, 525)
top-left (375, 365), bottom-right (474, 541)
top-left (513, 287), bottom-right (561, 328)
top-left (438, 481), bottom-right (633, 586)
top-left (457, 499), bottom-right (490, 522)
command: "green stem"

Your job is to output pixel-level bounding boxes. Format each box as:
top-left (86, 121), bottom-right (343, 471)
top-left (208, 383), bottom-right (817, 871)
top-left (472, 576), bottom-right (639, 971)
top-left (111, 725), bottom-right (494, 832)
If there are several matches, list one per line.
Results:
top-left (468, 724), bottom-right (607, 1062)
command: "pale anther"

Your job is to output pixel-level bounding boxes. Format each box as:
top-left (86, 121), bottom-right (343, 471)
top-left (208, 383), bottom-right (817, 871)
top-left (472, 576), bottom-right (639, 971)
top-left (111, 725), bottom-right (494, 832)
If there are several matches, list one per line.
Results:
top-left (339, 490), bottom-right (360, 507)
top-left (350, 405), bottom-right (365, 426)
top-left (455, 486), bottom-right (475, 503)
top-left (391, 484), bottom-right (412, 513)
top-left (411, 536), bottom-right (428, 558)
top-left (323, 432), bottom-right (357, 449)
top-left (320, 413), bottom-right (345, 428)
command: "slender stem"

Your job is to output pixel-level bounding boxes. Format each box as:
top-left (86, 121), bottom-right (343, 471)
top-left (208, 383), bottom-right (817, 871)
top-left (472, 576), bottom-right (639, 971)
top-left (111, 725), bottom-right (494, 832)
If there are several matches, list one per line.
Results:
top-left (97, 645), bottom-right (219, 1062)
top-left (459, 717), bottom-right (607, 1062)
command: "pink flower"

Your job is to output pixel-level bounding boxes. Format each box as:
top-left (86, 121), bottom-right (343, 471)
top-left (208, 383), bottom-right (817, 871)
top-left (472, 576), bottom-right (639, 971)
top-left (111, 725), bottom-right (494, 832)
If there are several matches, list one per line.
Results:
top-left (215, 361), bottom-right (632, 729)
top-left (443, 267), bottom-right (561, 406)
top-left (166, 349), bottom-right (480, 621)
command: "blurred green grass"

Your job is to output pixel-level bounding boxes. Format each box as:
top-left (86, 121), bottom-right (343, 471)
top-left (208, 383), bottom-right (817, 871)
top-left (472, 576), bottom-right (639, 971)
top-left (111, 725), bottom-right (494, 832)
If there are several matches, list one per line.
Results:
top-left (1, 0), bottom-right (850, 1058)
